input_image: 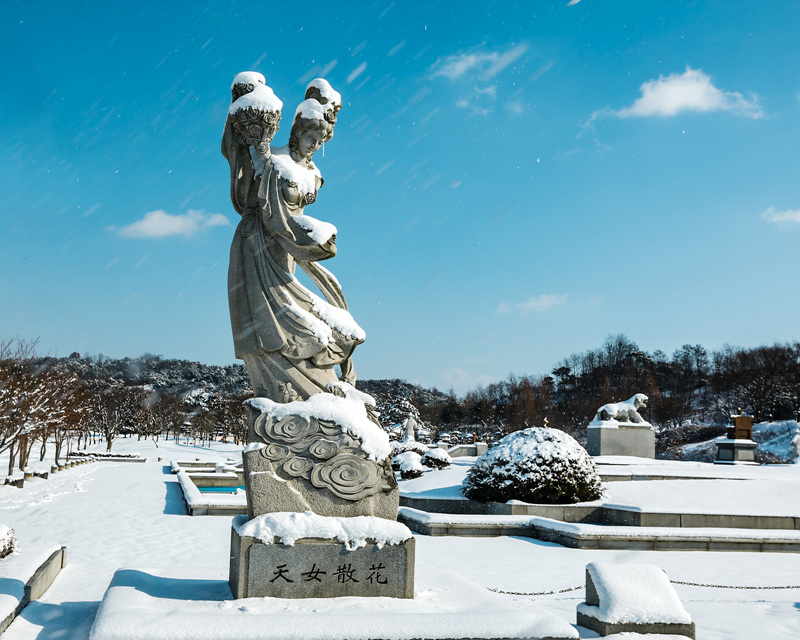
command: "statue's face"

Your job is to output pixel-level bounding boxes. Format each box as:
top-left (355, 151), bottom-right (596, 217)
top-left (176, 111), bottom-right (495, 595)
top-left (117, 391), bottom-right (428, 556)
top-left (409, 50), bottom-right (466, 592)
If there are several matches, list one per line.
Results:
top-left (296, 129), bottom-right (325, 159)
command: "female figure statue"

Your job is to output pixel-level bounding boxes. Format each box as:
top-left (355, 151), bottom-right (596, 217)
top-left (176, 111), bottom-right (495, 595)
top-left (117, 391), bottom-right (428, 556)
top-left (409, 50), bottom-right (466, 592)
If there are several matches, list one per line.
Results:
top-left (222, 75), bottom-right (363, 402)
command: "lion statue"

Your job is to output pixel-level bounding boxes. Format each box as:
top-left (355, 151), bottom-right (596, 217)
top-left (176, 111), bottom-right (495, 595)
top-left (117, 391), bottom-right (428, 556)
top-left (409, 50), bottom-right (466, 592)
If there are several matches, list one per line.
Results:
top-left (594, 393), bottom-right (649, 424)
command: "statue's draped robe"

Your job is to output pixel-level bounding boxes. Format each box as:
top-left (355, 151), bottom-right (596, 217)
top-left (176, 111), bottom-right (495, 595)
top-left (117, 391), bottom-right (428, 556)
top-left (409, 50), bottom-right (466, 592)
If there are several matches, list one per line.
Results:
top-left (222, 123), bottom-right (360, 401)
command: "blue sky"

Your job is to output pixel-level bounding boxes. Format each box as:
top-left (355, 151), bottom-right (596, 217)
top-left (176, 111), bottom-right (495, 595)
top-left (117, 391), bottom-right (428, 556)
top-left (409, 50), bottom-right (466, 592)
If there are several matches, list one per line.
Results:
top-left (2, 0), bottom-right (799, 394)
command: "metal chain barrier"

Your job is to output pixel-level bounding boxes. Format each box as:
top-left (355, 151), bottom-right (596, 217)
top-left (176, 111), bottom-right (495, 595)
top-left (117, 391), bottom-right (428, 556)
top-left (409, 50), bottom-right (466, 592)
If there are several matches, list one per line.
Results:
top-left (488, 586), bottom-right (583, 596)
top-left (670, 580), bottom-right (800, 590)
top-left (490, 581), bottom-right (800, 597)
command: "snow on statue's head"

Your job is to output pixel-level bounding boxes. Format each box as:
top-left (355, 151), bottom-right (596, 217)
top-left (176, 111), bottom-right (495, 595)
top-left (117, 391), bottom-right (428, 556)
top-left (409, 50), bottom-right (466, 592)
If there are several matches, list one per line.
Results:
top-left (305, 78), bottom-right (342, 120)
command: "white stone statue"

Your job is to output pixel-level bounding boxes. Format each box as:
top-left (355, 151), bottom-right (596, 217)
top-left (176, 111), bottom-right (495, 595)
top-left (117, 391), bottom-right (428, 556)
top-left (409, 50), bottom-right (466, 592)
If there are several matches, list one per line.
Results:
top-left (222, 73), bottom-right (397, 521)
top-left (791, 428), bottom-right (800, 460)
top-left (402, 414), bottom-right (417, 443)
top-left (223, 74), bottom-right (359, 403)
top-left (590, 393), bottom-right (652, 428)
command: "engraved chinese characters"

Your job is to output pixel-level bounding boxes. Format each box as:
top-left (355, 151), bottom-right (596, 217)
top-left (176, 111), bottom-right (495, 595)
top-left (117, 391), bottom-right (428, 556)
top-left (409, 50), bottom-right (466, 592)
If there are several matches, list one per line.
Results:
top-left (231, 530), bottom-right (415, 599)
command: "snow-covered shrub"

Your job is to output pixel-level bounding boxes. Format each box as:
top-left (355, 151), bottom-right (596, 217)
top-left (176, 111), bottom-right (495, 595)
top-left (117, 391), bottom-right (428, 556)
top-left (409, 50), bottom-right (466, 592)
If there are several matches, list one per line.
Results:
top-left (0, 525), bottom-right (15, 559)
top-left (461, 427), bottom-right (603, 504)
top-left (392, 451), bottom-right (425, 480)
top-left (390, 440), bottom-right (427, 457)
top-left (422, 447), bottom-right (452, 470)
top-left (70, 451), bottom-right (141, 459)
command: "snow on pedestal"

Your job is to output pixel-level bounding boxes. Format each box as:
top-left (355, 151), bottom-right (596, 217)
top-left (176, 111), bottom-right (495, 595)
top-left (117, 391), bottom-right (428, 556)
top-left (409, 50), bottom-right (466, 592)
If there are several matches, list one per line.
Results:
top-left (576, 562), bottom-right (695, 638)
top-left (90, 565), bottom-right (579, 640)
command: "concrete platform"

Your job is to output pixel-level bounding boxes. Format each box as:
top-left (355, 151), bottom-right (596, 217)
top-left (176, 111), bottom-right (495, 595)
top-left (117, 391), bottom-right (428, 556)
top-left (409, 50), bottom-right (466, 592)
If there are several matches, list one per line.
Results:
top-left (89, 566), bottom-right (579, 640)
top-left (0, 545), bottom-right (66, 634)
top-left (399, 496), bottom-right (800, 530)
top-left (398, 508), bottom-right (800, 552)
top-left (175, 469), bottom-right (247, 516)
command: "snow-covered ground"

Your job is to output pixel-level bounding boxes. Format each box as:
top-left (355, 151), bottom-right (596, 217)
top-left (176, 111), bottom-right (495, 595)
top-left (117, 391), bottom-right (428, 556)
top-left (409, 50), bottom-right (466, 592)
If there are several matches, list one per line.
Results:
top-left (401, 456), bottom-right (800, 517)
top-left (1, 437), bottom-right (800, 639)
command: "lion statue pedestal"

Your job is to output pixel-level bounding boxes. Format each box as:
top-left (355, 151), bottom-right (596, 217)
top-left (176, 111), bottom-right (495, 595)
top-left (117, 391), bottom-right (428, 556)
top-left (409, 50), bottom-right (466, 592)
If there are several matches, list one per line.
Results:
top-left (586, 394), bottom-right (655, 458)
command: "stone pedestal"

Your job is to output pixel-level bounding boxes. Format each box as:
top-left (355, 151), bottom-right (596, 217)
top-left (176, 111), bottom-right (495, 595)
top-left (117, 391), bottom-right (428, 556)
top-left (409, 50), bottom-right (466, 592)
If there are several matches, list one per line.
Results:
top-left (715, 438), bottom-right (757, 464)
top-left (230, 521), bottom-right (415, 599)
top-left (586, 426), bottom-right (655, 458)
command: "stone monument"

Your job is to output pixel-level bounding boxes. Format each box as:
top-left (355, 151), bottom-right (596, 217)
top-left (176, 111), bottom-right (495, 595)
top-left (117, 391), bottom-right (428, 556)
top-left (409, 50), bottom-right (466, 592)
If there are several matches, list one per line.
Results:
top-left (223, 72), bottom-right (413, 599)
top-left (586, 393), bottom-right (656, 458)
top-left (714, 410), bottom-right (758, 464)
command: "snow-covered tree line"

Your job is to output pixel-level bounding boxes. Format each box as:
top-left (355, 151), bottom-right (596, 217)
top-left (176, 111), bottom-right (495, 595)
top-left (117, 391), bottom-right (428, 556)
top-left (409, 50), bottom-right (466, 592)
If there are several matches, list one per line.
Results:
top-left (0, 339), bottom-right (250, 473)
top-left (3, 334), bottom-right (797, 470)
top-left (417, 335), bottom-right (800, 442)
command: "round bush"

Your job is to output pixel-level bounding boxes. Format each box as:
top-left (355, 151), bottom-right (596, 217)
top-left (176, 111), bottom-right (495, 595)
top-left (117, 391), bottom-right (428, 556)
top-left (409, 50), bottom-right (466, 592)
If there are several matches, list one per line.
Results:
top-left (422, 447), bottom-right (452, 469)
top-left (392, 451), bottom-right (425, 480)
top-left (461, 427), bottom-right (603, 504)
top-left (390, 440), bottom-right (428, 457)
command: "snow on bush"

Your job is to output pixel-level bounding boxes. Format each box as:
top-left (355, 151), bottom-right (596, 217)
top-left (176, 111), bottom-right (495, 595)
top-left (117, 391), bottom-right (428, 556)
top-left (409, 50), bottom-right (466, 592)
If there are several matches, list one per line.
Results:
top-left (392, 451), bottom-right (425, 480)
top-left (0, 525), bottom-right (15, 559)
top-left (461, 427), bottom-right (603, 504)
top-left (422, 447), bottom-right (452, 469)
top-left (390, 439), bottom-right (428, 457)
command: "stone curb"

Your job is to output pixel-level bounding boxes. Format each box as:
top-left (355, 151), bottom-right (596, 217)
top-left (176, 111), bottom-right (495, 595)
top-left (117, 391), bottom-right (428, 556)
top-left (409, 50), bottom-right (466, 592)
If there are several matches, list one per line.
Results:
top-left (0, 546), bottom-right (66, 635)
top-left (397, 509), bottom-right (800, 553)
top-left (399, 496), bottom-right (800, 531)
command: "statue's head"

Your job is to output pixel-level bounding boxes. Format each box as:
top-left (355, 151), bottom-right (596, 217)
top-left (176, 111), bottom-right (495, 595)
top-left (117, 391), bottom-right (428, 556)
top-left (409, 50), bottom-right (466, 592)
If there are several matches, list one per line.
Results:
top-left (289, 99), bottom-right (335, 160)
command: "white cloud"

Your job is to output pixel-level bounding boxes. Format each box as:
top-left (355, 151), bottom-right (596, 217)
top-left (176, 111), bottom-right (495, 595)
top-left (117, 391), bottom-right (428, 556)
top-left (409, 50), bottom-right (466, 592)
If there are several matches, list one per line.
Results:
top-left (588, 67), bottom-right (762, 125)
top-left (497, 293), bottom-right (567, 314)
top-left (429, 43), bottom-right (529, 81)
top-left (440, 367), bottom-right (495, 393)
top-left (117, 210), bottom-right (230, 239)
top-left (762, 207), bottom-right (800, 224)
top-left (429, 44), bottom-right (528, 116)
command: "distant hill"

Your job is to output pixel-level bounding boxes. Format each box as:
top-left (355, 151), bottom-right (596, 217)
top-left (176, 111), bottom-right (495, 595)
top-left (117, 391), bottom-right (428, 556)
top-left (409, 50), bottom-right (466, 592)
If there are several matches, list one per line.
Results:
top-left (56, 354), bottom-right (444, 423)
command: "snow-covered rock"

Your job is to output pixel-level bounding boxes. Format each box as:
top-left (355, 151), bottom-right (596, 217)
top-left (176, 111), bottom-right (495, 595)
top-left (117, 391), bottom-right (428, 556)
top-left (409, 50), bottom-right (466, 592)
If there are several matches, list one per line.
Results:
top-left (461, 427), bottom-right (603, 504)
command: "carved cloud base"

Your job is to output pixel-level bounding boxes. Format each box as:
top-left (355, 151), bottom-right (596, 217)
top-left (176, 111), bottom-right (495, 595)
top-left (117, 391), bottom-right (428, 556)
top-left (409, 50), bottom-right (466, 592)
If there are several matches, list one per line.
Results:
top-left (243, 446), bottom-right (399, 520)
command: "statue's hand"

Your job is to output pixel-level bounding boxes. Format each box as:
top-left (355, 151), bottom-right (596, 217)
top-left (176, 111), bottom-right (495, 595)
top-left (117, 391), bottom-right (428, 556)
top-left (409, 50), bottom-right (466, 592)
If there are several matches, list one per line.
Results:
top-left (321, 236), bottom-right (337, 256)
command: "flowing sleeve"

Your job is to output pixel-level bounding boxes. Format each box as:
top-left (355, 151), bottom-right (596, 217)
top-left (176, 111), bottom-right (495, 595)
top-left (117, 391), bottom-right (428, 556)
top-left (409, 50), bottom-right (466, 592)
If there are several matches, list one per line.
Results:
top-left (221, 119), bottom-right (257, 215)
